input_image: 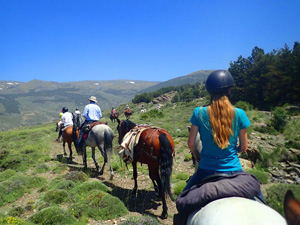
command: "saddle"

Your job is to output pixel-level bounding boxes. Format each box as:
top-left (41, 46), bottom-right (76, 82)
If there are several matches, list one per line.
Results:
top-left (119, 125), bottom-right (164, 163)
top-left (174, 172), bottom-right (262, 225)
top-left (82, 121), bottom-right (108, 139)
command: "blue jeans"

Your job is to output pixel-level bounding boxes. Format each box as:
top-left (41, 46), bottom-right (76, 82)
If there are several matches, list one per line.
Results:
top-left (183, 168), bottom-right (265, 203)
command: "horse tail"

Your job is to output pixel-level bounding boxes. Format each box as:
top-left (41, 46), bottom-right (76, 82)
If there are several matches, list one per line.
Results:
top-left (104, 128), bottom-right (113, 152)
top-left (72, 116), bottom-right (78, 144)
top-left (159, 133), bottom-right (174, 200)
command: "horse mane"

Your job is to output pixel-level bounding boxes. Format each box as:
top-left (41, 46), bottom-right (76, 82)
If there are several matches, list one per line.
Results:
top-left (124, 120), bottom-right (136, 129)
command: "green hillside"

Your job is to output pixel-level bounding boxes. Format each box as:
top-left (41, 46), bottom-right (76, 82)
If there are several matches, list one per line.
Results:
top-left (0, 95), bottom-right (299, 224)
top-left (140, 70), bottom-right (214, 93)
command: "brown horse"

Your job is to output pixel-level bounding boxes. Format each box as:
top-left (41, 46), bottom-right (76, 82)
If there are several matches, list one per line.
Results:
top-left (61, 126), bottom-right (78, 160)
top-left (116, 119), bottom-right (175, 219)
top-left (110, 112), bottom-right (119, 123)
top-left (124, 109), bottom-right (132, 119)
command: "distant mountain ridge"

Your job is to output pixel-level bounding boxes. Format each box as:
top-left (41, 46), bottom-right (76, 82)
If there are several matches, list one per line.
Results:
top-left (0, 70), bottom-right (217, 130)
top-left (140, 70), bottom-right (215, 93)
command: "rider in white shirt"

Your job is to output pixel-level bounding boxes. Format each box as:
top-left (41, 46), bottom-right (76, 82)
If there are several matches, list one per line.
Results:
top-left (57, 107), bottom-right (73, 141)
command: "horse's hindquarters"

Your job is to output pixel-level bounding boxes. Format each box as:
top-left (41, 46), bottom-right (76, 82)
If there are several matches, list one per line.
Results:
top-left (187, 197), bottom-right (286, 225)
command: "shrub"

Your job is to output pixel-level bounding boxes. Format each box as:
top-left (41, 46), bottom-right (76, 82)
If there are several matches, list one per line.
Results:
top-left (173, 181), bottom-right (186, 196)
top-left (175, 172), bottom-right (190, 181)
top-left (270, 107), bottom-right (287, 132)
top-left (255, 146), bottom-right (284, 169)
top-left (234, 101), bottom-right (254, 111)
top-left (8, 206), bottom-right (25, 217)
top-left (0, 216), bottom-right (28, 225)
top-left (184, 153), bottom-right (192, 161)
top-left (0, 169), bottom-right (16, 182)
top-left (140, 109), bottom-right (164, 120)
top-left (245, 168), bottom-right (269, 184)
top-left (78, 180), bottom-right (110, 193)
top-left (30, 206), bottom-right (76, 225)
top-left (43, 190), bottom-right (69, 204)
top-left (63, 171), bottom-right (88, 182)
top-left (120, 215), bottom-right (159, 225)
top-left (265, 184), bottom-right (300, 216)
top-left (86, 191), bottom-right (128, 220)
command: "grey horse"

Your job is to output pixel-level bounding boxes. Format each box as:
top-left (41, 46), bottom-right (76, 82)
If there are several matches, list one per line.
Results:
top-left (72, 116), bottom-right (114, 180)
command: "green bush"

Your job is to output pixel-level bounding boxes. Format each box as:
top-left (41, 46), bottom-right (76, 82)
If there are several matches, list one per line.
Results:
top-left (175, 172), bottom-right (190, 181)
top-left (63, 171), bottom-right (88, 182)
top-left (234, 101), bottom-right (254, 111)
top-left (245, 168), bottom-right (269, 184)
top-left (120, 215), bottom-right (159, 225)
top-left (30, 206), bottom-right (76, 225)
top-left (140, 109), bottom-right (164, 120)
top-left (256, 146), bottom-right (285, 169)
top-left (265, 184), bottom-right (300, 216)
top-left (173, 181), bottom-right (186, 196)
top-left (184, 153), bottom-right (192, 161)
top-left (270, 107), bottom-right (287, 132)
top-left (78, 180), bottom-right (110, 193)
top-left (0, 174), bottom-right (46, 207)
top-left (43, 190), bottom-right (69, 204)
top-left (0, 169), bottom-right (16, 182)
top-left (8, 206), bottom-right (25, 217)
top-left (0, 216), bottom-right (28, 225)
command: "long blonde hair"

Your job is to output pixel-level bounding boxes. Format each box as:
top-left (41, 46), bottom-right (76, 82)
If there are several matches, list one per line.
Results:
top-left (207, 95), bottom-right (235, 149)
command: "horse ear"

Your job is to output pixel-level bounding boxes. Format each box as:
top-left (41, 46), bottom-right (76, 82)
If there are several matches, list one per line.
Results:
top-left (284, 190), bottom-right (300, 225)
top-left (117, 118), bottom-right (120, 124)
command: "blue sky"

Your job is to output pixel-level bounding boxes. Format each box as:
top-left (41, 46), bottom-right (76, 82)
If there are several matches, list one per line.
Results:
top-left (1, 0), bottom-right (299, 82)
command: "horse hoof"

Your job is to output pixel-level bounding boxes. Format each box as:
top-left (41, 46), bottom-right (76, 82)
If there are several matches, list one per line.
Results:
top-left (160, 212), bottom-right (168, 219)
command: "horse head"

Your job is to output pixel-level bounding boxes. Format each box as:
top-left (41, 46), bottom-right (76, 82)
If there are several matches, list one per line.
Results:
top-left (284, 190), bottom-right (300, 225)
top-left (116, 119), bottom-right (136, 144)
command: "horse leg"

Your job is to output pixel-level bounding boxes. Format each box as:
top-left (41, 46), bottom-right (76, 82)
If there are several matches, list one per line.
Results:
top-left (82, 146), bottom-right (87, 171)
top-left (91, 147), bottom-right (100, 172)
top-left (149, 164), bottom-right (168, 218)
top-left (148, 165), bottom-right (160, 196)
top-left (156, 175), bottom-right (168, 219)
top-left (101, 145), bottom-right (114, 180)
top-left (132, 161), bottom-right (138, 194)
top-left (62, 141), bottom-right (67, 156)
top-left (67, 142), bottom-right (72, 161)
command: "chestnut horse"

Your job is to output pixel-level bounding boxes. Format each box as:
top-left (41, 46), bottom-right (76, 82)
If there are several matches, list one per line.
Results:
top-left (124, 109), bottom-right (132, 119)
top-left (61, 126), bottom-right (78, 160)
top-left (116, 119), bottom-right (175, 219)
top-left (110, 112), bottom-right (119, 123)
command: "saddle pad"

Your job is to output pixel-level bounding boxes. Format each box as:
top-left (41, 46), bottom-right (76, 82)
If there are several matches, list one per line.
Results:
top-left (176, 172), bottom-right (261, 215)
top-left (119, 126), bottom-right (150, 162)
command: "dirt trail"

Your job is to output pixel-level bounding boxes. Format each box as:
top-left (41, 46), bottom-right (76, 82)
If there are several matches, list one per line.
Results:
top-left (51, 139), bottom-right (188, 225)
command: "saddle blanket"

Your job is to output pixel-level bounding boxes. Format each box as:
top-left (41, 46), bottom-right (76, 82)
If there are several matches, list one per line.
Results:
top-left (118, 124), bottom-right (152, 163)
top-left (61, 124), bottom-right (72, 132)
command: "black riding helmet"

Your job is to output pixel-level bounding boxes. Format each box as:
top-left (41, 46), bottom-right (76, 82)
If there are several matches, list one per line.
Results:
top-left (205, 70), bottom-right (234, 95)
top-left (62, 107), bottom-right (68, 113)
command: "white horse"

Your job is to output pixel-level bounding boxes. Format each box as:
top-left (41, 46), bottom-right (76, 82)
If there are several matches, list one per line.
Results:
top-left (187, 126), bottom-right (202, 171)
top-left (187, 197), bottom-right (286, 225)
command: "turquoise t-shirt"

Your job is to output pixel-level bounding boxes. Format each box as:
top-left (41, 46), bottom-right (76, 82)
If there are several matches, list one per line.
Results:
top-left (190, 106), bottom-right (250, 171)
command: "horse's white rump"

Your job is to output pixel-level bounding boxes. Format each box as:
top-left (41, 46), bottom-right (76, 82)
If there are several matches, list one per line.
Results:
top-left (187, 197), bottom-right (286, 225)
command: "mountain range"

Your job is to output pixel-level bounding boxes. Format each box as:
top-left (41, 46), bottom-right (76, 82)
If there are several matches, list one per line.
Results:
top-left (0, 70), bottom-right (212, 131)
